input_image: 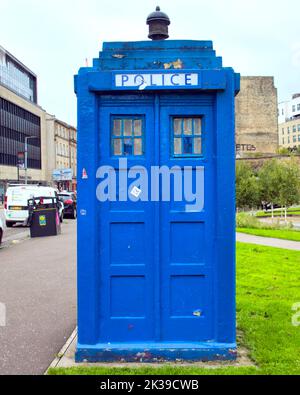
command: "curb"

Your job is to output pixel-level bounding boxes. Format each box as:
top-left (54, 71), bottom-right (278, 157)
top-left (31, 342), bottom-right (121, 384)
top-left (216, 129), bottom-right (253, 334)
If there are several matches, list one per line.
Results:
top-left (45, 327), bottom-right (78, 374)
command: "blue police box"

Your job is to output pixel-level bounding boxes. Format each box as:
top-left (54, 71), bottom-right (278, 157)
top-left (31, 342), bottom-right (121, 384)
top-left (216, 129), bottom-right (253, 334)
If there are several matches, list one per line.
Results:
top-left (75, 8), bottom-right (240, 362)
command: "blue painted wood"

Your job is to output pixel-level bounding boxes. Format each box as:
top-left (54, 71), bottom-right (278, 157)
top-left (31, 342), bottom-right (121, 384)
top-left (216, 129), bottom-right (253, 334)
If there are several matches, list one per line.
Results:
top-left (75, 39), bottom-right (240, 362)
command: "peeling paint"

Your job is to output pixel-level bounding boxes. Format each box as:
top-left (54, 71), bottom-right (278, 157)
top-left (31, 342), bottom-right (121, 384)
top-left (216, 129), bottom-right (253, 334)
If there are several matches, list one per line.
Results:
top-left (112, 54), bottom-right (126, 59)
top-left (164, 59), bottom-right (183, 70)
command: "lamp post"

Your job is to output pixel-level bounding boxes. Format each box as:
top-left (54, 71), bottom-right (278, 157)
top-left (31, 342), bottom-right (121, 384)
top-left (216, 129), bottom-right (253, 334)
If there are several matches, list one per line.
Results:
top-left (25, 136), bottom-right (37, 185)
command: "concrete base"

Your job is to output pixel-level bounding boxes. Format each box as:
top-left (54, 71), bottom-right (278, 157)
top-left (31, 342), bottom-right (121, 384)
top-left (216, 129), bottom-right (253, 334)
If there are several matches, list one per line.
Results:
top-left (76, 343), bottom-right (237, 363)
top-left (48, 329), bottom-right (255, 371)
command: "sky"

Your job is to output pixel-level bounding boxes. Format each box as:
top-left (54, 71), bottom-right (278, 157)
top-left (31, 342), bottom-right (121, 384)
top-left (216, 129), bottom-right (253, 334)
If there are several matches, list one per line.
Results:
top-left (0, 0), bottom-right (299, 126)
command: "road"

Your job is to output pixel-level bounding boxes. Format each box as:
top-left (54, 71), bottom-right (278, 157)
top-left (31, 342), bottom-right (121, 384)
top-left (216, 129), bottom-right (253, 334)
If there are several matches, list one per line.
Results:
top-left (0, 211), bottom-right (76, 375)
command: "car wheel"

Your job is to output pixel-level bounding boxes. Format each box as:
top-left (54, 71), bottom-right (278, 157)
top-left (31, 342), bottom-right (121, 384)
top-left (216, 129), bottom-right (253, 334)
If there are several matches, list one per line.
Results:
top-left (72, 208), bottom-right (77, 220)
top-left (6, 221), bottom-right (15, 228)
top-left (60, 212), bottom-right (64, 223)
top-left (0, 229), bottom-right (3, 245)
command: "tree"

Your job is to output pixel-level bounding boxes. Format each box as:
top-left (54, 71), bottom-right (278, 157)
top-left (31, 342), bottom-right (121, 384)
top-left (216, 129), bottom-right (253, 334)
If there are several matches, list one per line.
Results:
top-left (259, 158), bottom-right (300, 220)
top-left (258, 159), bottom-right (282, 218)
top-left (277, 159), bottom-right (300, 221)
top-left (236, 161), bottom-right (260, 210)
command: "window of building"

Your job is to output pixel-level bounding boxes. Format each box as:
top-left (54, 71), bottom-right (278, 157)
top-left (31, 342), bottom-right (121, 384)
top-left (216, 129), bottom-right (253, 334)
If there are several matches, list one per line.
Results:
top-left (282, 128), bottom-right (284, 134)
top-left (172, 117), bottom-right (202, 157)
top-left (293, 136), bottom-right (297, 143)
top-left (282, 138), bottom-right (285, 144)
top-left (298, 104), bottom-right (300, 111)
top-left (111, 117), bottom-right (144, 157)
top-left (292, 105), bottom-right (296, 112)
top-left (288, 127), bottom-right (290, 134)
top-left (293, 125), bottom-right (297, 133)
top-left (298, 125), bottom-right (300, 132)
top-left (298, 135), bottom-right (300, 142)
top-left (0, 97), bottom-right (41, 169)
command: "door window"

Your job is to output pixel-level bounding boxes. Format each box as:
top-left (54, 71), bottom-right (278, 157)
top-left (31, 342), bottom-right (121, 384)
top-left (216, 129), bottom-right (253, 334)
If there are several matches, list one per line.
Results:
top-left (111, 117), bottom-right (144, 157)
top-left (172, 117), bottom-right (202, 157)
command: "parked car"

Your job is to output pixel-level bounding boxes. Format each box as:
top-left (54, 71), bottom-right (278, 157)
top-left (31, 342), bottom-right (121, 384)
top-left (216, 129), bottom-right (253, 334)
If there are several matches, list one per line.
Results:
top-left (4, 185), bottom-right (64, 227)
top-left (58, 192), bottom-right (77, 219)
top-left (0, 217), bottom-right (3, 246)
top-left (261, 201), bottom-right (282, 212)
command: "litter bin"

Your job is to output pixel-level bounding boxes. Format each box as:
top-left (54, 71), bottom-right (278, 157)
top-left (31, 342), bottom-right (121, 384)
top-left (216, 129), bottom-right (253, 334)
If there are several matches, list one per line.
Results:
top-left (28, 196), bottom-right (61, 238)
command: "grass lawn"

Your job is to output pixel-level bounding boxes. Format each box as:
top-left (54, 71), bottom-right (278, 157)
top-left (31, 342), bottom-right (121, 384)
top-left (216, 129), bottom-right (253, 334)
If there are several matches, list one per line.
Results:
top-left (48, 243), bottom-right (300, 376)
top-left (256, 209), bottom-right (300, 218)
top-left (237, 228), bottom-right (300, 242)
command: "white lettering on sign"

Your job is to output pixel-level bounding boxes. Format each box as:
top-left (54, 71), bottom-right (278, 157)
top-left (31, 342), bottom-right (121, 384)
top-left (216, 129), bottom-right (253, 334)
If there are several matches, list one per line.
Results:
top-left (115, 73), bottom-right (199, 90)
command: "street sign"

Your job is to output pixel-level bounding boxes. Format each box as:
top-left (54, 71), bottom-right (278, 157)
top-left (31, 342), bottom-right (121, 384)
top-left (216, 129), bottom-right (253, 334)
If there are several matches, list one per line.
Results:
top-left (17, 152), bottom-right (25, 169)
top-left (52, 168), bottom-right (73, 181)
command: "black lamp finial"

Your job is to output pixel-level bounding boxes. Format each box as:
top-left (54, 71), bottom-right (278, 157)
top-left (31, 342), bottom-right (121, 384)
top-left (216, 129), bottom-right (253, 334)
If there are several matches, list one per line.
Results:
top-left (146, 6), bottom-right (170, 41)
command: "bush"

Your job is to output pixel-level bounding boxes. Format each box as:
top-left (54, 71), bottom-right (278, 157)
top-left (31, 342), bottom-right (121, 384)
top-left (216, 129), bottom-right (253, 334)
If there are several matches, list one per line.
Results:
top-left (236, 212), bottom-right (262, 229)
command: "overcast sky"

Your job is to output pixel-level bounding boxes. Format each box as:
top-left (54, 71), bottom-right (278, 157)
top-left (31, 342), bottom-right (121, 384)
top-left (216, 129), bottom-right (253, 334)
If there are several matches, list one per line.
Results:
top-left (0, 0), bottom-right (299, 126)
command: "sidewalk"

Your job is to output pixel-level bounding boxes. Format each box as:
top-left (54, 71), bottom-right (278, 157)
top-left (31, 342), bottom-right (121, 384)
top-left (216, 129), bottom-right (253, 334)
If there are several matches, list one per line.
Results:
top-left (0, 220), bottom-right (77, 375)
top-left (236, 232), bottom-right (300, 251)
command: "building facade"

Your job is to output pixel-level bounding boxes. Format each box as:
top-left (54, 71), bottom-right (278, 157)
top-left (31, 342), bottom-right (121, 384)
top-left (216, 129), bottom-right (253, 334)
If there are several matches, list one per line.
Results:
top-left (46, 115), bottom-right (77, 191)
top-left (235, 77), bottom-right (278, 156)
top-left (0, 45), bottom-right (77, 198)
top-left (278, 94), bottom-right (300, 150)
top-left (0, 45), bottom-right (37, 103)
top-left (278, 93), bottom-right (300, 124)
top-left (0, 46), bottom-right (48, 198)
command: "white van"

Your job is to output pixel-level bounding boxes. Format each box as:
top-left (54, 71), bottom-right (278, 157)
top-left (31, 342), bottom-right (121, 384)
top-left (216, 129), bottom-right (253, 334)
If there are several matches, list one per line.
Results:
top-left (4, 185), bottom-right (63, 227)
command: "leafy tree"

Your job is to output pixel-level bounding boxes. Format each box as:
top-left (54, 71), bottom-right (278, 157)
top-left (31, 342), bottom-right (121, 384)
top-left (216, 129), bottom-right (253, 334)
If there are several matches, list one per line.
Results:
top-left (236, 161), bottom-right (260, 210)
top-left (277, 147), bottom-right (290, 155)
top-left (258, 159), bottom-right (282, 218)
top-left (277, 159), bottom-right (300, 221)
top-left (258, 158), bottom-right (300, 220)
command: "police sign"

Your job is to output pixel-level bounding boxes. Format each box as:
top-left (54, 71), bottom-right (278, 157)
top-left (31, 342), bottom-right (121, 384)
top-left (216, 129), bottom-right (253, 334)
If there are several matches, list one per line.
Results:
top-left (115, 72), bottom-right (199, 90)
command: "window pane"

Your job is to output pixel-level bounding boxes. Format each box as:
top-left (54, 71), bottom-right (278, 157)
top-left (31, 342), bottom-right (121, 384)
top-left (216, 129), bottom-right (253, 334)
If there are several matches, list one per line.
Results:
top-left (194, 118), bottom-right (202, 135)
top-left (123, 139), bottom-right (133, 156)
top-left (124, 120), bottom-right (133, 136)
top-left (174, 119), bottom-right (182, 136)
top-left (134, 120), bottom-right (142, 136)
top-left (134, 138), bottom-right (142, 155)
top-left (174, 138), bottom-right (182, 155)
top-left (183, 137), bottom-right (193, 154)
top-left (113, 139), bottom-right (122, 155)
top-left (183, 118), bottom-right (193, 135)
top-left (113, 120), bottom-right (121, 136)
top-left (194, 137), bottom-right (202, 154)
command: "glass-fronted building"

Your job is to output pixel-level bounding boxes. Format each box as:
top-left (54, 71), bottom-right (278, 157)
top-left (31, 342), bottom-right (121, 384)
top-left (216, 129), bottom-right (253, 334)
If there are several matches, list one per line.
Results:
top-left (0, 46), bottom-right (42, 198)
top-left (0, 97), bottom-right (41, 169)
top-left (0, 45), bottom-right (37, 103)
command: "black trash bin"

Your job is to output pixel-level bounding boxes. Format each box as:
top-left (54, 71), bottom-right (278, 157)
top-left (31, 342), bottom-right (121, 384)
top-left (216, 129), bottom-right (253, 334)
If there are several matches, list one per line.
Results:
top-left (28, 196), bottom-right (61, 238)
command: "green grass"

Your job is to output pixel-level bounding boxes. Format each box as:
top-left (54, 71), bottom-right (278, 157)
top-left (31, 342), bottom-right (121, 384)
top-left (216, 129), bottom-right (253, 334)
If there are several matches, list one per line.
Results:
top-left (48, 243), bottom-right (300, 376)
top-left (237, 228), bottom-right (300, 242)
top-left (256, 208), bottom-right (300, 218)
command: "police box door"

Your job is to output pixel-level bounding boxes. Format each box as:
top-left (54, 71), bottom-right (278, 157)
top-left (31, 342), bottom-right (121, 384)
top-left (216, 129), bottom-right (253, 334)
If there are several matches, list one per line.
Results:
top-left (98, 95), bottom-right (156, 343)
top-left (98, 93), bottom-right (214, 343)
top-left (159, 94), bottom-right (214, 342)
